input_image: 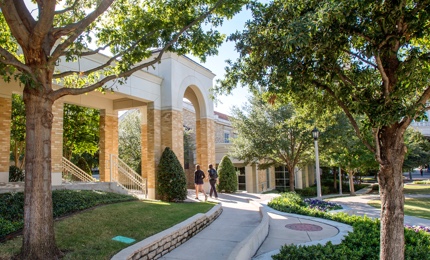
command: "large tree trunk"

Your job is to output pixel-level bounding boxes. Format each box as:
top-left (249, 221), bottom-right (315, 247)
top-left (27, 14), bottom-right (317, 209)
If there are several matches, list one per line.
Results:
top-left (348, 172), bottom-right (356, 195)
top-left (378, 126), bottom-right (405, 260)
top-left (21, 87), bottom-right (62, 259)
top-left (288, 166), bottom-right (295, 192)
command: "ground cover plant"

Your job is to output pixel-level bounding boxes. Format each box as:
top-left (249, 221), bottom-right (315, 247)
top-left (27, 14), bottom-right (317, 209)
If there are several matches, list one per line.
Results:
top-left (0, 192), bottom-right (214, 259)
top-left (268, 193), bottom-right (430, 260)
top-left (0, 190), bottom-right (137, 240)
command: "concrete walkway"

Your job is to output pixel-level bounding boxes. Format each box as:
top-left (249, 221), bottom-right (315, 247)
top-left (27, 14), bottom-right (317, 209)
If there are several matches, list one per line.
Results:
top-left (157, 191), bottom-right (353, 260)
top-left (159, 192), bottom-right (263, 260)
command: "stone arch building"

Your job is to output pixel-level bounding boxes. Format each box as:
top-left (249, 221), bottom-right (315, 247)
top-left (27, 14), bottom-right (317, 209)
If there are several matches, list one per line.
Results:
top-left (0, 52), bottom-right (215, 199)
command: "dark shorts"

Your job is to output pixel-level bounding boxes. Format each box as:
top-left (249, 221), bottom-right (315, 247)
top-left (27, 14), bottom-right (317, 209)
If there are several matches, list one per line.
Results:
top-left (195, 180), bottom-right (204, 185)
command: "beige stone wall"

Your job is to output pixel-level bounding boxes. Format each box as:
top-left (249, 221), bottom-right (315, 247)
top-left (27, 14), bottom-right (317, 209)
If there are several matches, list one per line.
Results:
top-left (141, 106), bottom-right (161, 199)
top-left (99, 110), bottom-right (119, 182)
top-left (51, 99), bottom-right (64, 174)
top-left (215, 123), bottom-right (234, 143)
top-left (0, 96), bottom-right (11, 181)
top-left (161, 110), bottom-right (184, 166)
top-left (196, 118), bottom-right (215, 176)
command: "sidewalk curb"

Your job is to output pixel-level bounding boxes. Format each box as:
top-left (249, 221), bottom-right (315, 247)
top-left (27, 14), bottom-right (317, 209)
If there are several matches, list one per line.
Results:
top-left (111, 203), bottom-right (222, 260)
top-left (227, 200), bottom-right (269, 260)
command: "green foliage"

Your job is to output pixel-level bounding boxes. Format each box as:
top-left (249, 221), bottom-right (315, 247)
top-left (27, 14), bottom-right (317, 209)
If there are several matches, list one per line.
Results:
top-left (157, 147), bottom-right (188, 202)
top-left (63, 104), bottom-right (100, 172)
top-left (0, 190), bottom-right (135, 239)
top-left (403, 128), bottom-right (430, 172)
top-left (8, 166), bottom-right (24, 182)
top-left (10, 94), bottom-right (26, 169)
top-left (295, 186), bottom-right (330, 197)
top-left (269, 193), bottom-right (430, 260)
top-left (119, 110), bottom-right (142, 173)
top-left (217, 155), bottom-right (237, 193)
top-left (229, 95), bottom-right (315, 191)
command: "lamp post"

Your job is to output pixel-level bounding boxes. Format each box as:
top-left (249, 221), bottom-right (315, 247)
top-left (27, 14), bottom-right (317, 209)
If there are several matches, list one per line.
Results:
top-left (312, 127), bottom-right (322, 199)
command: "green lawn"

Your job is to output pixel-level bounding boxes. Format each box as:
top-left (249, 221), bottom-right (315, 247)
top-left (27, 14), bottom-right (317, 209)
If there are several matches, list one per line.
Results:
top-left (0, 200), bottom-right (214, 260)
top-left (368, 197), bottom-right (430, 220)
top-left (404, 184), bottom-right (430, 195)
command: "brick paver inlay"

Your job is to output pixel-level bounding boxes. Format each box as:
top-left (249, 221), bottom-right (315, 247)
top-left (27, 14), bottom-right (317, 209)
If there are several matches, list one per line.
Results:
top-left (285, 223), bottom-right (323, 231)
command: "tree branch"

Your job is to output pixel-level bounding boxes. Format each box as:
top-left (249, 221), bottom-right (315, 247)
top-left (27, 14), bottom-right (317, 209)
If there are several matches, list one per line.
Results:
top-left (50, 0), bottom-right (115, 63)
top-left (342, 49), bottom-right (377, 68)
top-left (0, 0), bottom-right (31, 46)
top-left (0, 47), bottom-right (34, 75)
top-left (313, 80), bottom-right (376, 153)
top-left (32, 0), bottom-right (57, 49)
top-left (53, 33), bottom-right (154, 79)
top-left (375, 52), bottom-right (391, 99)
top-left (51, 0), bottom-right (226, 99)
top-left (54, 0), bottom-right (79, 15)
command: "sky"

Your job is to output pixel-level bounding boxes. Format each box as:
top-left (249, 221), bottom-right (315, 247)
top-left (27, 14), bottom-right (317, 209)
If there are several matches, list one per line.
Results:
top-left (187, 7), bottom-right (254, 116)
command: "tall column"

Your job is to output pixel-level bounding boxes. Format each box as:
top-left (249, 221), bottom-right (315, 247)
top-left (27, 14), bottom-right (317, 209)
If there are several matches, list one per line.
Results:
top-left (0, 96), bottom-right (11, 183)
top-left (141, 105), bottom-right (161, 199)
top-left (161, 109), bottom-right (184, 166)
top-left (196, 118), bottom-right (215, 191)
top-left (51, 99), bottom-right (64, 185)
top-left (99, 110), bottom-right (118, 182)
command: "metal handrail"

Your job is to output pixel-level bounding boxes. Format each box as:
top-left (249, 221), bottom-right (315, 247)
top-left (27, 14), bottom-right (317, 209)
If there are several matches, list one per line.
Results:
top-left (62, 157), bottom-right (97, 182)
top-left (110, 154), bottom-right (147, 197)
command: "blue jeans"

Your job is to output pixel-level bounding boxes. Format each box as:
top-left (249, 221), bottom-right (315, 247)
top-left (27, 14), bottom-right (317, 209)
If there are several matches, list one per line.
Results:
top-left (209, 179), bottom-right (218, 198)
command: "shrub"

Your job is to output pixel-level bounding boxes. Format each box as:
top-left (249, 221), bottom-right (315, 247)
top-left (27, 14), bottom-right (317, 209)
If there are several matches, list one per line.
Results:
top-left (8, 166), bottom-right (24, 182)
top-left (156, 147), bottom-right (187, 202)
top-left (295, 186), bottom-right (330, 197)
top-left (217, 156), bottom-right (237, 193)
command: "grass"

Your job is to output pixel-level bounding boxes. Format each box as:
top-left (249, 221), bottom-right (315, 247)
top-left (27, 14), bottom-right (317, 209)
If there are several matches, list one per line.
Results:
top-left (368, 197), bottom-right (430, 220)
top-left (403, 184), bottom-right (430, 194)
top-left (0, 200), bottom-right (214, 260)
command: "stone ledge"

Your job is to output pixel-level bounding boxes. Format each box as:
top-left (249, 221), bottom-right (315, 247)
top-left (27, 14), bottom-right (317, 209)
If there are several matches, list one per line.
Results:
top-left (227, 200), bottom-right (269, 260)
top-left (111, 203), bottom-right (223, 260)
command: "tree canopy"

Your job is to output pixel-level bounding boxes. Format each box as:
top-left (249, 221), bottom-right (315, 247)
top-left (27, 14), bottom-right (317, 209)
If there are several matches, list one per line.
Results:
top-left (218, 0), bottom-right (430, 259)
top-left (229, 95), bottom-right (315, 191)
top-left (0, 0), bottom-right (247, 258)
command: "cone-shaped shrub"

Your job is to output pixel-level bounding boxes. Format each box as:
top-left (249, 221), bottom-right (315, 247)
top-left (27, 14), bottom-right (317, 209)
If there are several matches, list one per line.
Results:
top-left (217, 155), bottom-right (237, 193)
top-left (157, 147), bottom-right (187, 202)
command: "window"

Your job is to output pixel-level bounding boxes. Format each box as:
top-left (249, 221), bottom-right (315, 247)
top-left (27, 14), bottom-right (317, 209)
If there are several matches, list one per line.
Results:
top-left (275, 166), bottom-right (289, 192)
top-left (224, 131), bottom-right (230, 143)
top-left (236, 167), bottom-right (246, 190)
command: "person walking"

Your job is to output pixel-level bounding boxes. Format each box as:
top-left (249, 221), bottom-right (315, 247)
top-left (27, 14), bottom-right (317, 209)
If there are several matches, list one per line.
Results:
top-left (208, 164), bottom-right (218, 199)
top-left (194, 164), bottom-right (208, 201)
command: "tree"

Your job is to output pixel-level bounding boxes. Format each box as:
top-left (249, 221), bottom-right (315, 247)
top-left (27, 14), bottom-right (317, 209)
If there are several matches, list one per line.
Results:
top-left (403, 128), bottom-right (430, 173)
top-left (119, 109), bottom-right (141, 173)
top-left (0, 0), bottom-right (245, 258)
top-left (217, 155), bottom-right (237, 193)
top-left (218, 1), bottom-right (430, 259)
top-left (63, 104), bottom-right (100, 171)
top-left (157, 147), bottom-right (188, 202)
top-left (321, 114), bottom-right (378, 195)
top-left (229, 95), bottom-right (314, 191)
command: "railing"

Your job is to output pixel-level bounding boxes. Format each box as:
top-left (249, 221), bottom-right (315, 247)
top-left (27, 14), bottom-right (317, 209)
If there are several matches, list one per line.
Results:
top-left (62, 157), bottom-right (97, 182)
top-left (110, 154), bottom-right (147, 198)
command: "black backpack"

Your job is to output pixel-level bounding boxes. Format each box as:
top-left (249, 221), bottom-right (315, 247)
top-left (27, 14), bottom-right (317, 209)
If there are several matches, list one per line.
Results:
top-left (209, 168), bottom-right (218, 180)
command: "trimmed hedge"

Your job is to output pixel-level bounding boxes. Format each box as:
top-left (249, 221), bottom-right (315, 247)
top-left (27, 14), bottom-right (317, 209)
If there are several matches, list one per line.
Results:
top-left (0, 190), bottom-right (136, 239)
top-left (156, 147), bottom-right (188, 202)
top-left (217, 156), bottom-right (237, 193)
top-left (268, 192), bottom-right (430, 260)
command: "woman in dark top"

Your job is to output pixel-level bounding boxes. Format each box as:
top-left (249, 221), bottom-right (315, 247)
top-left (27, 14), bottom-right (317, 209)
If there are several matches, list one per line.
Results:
top-left (194, 164), bottom-right (207, 201)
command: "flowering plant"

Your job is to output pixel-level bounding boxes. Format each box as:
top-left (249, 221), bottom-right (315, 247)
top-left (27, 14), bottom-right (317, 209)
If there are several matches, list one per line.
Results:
top-left (303, 198), bottom-right (343, 212)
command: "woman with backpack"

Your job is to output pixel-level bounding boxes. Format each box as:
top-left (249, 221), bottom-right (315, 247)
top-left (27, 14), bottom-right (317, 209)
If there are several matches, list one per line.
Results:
top-left (208, 164), bottom-right (218, 199)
